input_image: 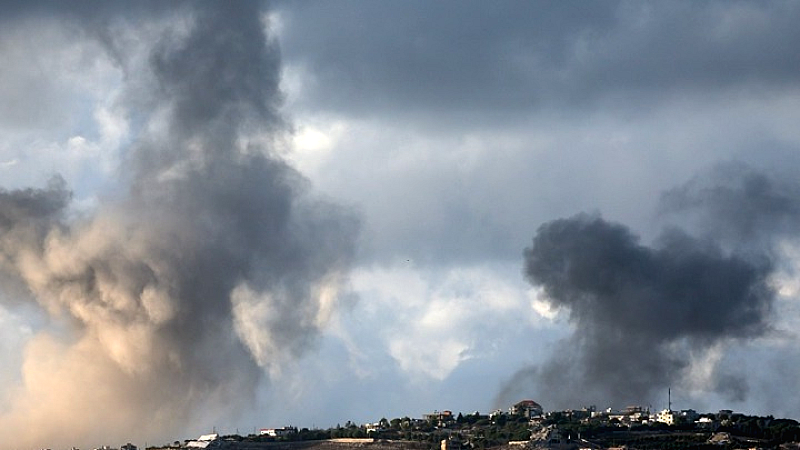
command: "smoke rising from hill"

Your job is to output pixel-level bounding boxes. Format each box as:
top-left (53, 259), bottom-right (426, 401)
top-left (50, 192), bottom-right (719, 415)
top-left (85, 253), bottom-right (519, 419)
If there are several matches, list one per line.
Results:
top-left (500, 165), bottom-right (795, 411)
top-left (0, 3), bottom-right (357, 447)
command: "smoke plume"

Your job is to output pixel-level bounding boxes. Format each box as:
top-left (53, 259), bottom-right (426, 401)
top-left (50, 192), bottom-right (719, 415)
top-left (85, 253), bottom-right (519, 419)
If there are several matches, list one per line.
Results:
top-left (500, 164), bottom-right (797, 411)
top-left (0, 3), bottom-right (357, 448)
top-left (660, 162), bottom-right (800, 248)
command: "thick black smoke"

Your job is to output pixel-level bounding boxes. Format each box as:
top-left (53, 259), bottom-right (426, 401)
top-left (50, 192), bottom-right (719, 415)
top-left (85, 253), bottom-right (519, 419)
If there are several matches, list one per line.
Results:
top-left (516, 213), bottom-right (773, 407)
top-left (0, 2), bottom-right (357, 448)
top-left (496, 164), bottom-right (800, 411)
top-left (528, 216), bottom-right (772, 341)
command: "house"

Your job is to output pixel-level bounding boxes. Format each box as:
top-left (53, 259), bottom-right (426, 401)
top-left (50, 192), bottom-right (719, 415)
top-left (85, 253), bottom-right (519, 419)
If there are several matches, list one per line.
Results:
top-left (424, 410), bottom-right (454, 421)
top-left (656, 409), bottom-right (675, 426)
top-left (678, 409), bottom-right (699, 422)
top-left (696, 416), bottom-right (715, 428)
top-left (568, 406), bottom-right (594, 421)
top-left (531, 426), bottom-right (578, 450)
top-left (186, 434), bottom-right (219, 448)
top-left (365, 422), bottom-right (386, 434)
top-left (403, 418), bottom-right (427, 429)
top-left (260, 427), bottom-right (297, 437)
top-left (717, 410), bottom-right (734, 420)
top-left (611, 406), bottom-right (649, 425)
top-left (424, 410), bottom-right (454, 427)
top-left (511, 400), bottom-right (544, 418)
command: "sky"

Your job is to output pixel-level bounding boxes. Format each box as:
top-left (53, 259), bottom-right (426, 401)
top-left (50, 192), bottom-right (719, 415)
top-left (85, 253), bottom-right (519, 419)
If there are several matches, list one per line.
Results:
top-left (2, 1), bottom-right (800, 448)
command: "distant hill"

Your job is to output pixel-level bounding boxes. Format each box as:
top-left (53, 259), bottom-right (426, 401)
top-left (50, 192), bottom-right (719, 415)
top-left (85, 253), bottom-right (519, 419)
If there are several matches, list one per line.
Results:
top-left (157, 440), bottom-right (430, 450)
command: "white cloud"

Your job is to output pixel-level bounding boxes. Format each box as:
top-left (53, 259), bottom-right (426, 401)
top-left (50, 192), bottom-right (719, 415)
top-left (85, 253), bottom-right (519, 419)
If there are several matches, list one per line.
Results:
top-left (341, 263), bottom-right (554, 381)
top-left (529, 290), bottom-right (560, 321)
top-left (287, 117), bottom-right (350, 177)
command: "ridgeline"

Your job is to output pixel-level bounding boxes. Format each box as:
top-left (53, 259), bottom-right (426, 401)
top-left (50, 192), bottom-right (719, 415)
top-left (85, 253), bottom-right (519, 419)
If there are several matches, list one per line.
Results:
top-left (144, 403), bottom-right (800, 450)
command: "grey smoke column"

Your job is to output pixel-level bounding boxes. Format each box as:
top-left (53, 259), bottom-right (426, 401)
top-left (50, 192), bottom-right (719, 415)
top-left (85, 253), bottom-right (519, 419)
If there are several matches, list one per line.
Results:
top-left (508, 211), bottom-right (773, 409)
top-left (660, 162), bottom-right (800, 248)
top-left (0, 2), bottom-right (357, 447)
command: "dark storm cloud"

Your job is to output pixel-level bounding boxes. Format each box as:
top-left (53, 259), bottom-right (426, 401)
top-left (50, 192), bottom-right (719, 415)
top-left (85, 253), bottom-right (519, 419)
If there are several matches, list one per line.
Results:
top-left (0, 1), bottom-right (358, 447)
top-left (278, 0), bottom-right (800, 116)
top-left (278, 0), bottom-right (617, 113)
top-left (507, 213), bottom-right (773, 409)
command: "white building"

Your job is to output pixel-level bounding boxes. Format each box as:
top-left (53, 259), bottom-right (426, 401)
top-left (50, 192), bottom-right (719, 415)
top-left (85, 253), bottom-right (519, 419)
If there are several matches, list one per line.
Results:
top-left (186, 434), bottom-right (219, 448)
top-left (260, 427), bottom-right (297, 437)
top-left (656, 410), bottom-right (675, 426)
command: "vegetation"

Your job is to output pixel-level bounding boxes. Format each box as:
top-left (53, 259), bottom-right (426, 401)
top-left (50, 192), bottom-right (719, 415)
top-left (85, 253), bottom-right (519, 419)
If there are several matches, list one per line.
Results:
top-left (155, 408), bottom-right (800, 450)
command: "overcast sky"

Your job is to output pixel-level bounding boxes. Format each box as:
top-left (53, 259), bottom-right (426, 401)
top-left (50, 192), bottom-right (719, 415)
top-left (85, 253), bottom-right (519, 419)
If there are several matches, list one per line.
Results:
top-left (2, 1), bottom-right (800, 449)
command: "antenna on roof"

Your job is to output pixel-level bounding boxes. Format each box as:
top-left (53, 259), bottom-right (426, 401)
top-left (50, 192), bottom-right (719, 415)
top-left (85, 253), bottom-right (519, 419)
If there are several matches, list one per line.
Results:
top-left (668, 388), bottom-right (672, 412)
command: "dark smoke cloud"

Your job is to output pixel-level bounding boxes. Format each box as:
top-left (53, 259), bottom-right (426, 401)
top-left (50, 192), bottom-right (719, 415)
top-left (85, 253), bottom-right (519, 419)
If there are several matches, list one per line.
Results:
top-left (660, 162), bottom-right (800, 248)
top-left (0, 176), bottom-right (69, 229)
top-left (500, 211), bottom-right (774, 410)
top-left (0, 2), bottom-right (357, 448)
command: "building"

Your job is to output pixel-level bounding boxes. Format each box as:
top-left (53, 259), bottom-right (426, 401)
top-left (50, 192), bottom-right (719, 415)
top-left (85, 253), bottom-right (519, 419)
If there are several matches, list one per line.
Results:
top-left (424, 410), bottom-right (454, 421)
top-left (260, 427), bottom-right (297, 437)
top-left (186, 434), bottom-right (219, 449)
top-left (510, 400), bottom-right (544, 418)
top-left (717, 410), bottom-right (734, 420)
top-left (678, 409), bottom-right (699, 422)
top-left (696, 416), bottom-right (715, 428)
top-left (530, 426), bottom-right (578, 450)
top-left (364, 422), bottom-right (386, 434)
top-left (616, 406), bottom-right (649, 424)
top-left (424, 410), bottom-right (454, 427)
top-left (656, 409), bottom-right (675, 426)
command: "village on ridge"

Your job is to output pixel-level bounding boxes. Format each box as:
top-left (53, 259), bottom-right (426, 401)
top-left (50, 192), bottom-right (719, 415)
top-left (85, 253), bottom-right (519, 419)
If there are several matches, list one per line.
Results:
top-left (85, 398), bottom-right (800, 450)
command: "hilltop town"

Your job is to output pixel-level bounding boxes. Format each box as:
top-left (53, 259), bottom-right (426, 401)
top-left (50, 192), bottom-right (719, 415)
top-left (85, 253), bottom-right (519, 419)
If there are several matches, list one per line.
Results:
top-left (102, 400), bottom-right (800, 450)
